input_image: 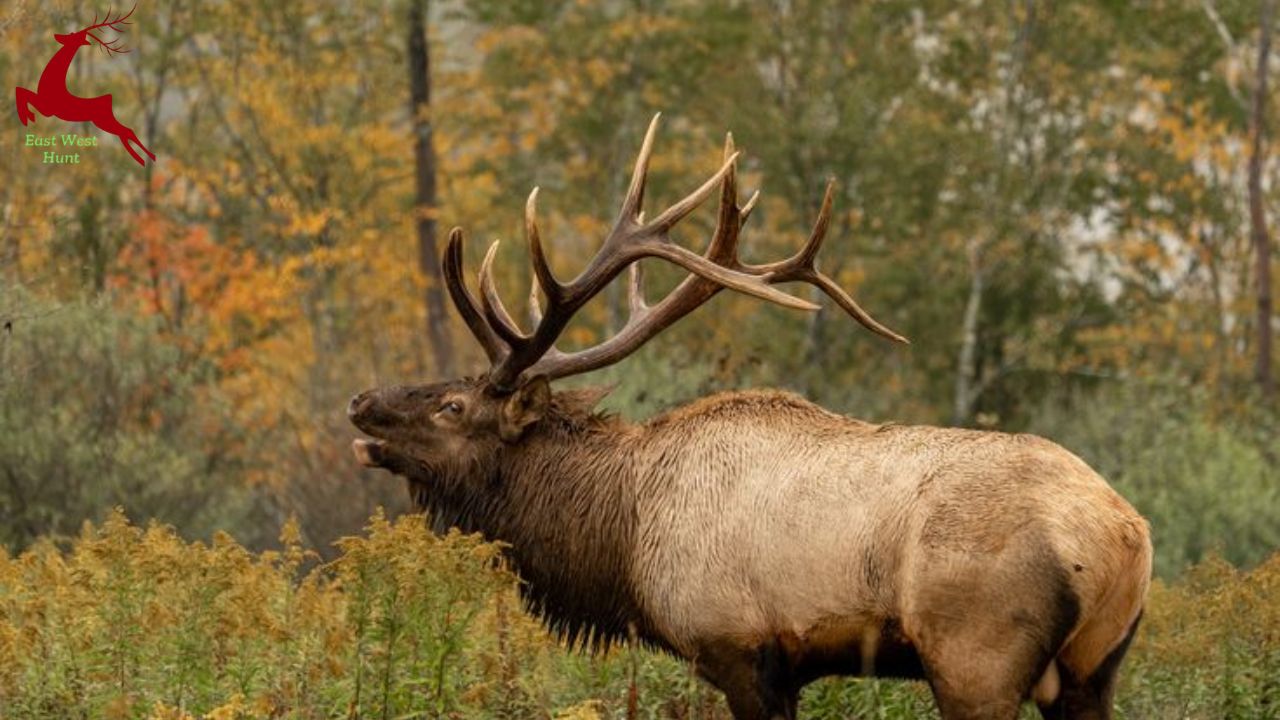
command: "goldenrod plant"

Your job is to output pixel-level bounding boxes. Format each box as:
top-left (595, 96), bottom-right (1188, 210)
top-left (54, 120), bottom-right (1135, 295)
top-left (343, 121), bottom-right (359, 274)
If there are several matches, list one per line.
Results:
top-left (1, 510), bottom-right (1275, 719)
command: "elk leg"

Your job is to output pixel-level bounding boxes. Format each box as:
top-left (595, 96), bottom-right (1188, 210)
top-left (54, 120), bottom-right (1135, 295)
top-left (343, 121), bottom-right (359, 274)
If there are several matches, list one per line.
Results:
top-left (697, 640), bottom-right (799, 720)
top-left (920, 611), bottom-right (1068, 720)
top-left (908, 535), bottom-right (1084, 719)
top-left (1036, 616), bottom-right (1139, 720)
top-left (124, 128), bottom-right (157, 163)
top-left (117, 133), bottom-right (147, 167)
top-left (923, 637), bottom-right (1035, 720)
top-left (917, 597), bottom-right (1074, 715)
top-left (15, 87), bottom-right (37, 125)
top-left (91, 107), bottom-right (153, 167)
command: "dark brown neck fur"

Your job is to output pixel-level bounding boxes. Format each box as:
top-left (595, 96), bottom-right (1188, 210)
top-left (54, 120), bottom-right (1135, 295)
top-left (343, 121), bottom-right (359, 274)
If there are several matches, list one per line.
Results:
top-left (410, 400), bottom-right (661, 652)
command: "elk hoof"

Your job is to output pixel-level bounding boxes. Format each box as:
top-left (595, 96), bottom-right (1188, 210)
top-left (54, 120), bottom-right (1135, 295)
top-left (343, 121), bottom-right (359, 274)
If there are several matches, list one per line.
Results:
top-left (351, 438), bottom-right (385, 467)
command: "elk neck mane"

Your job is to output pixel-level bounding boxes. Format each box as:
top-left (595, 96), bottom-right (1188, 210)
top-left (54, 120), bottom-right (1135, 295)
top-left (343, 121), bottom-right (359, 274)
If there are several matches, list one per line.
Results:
top-left (413, 385), bottom-right (658, 653)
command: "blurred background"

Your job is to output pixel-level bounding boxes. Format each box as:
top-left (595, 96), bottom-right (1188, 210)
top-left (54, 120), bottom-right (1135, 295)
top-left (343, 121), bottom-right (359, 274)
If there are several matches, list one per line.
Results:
top-left (1, 0), bottom-right (1277, 578)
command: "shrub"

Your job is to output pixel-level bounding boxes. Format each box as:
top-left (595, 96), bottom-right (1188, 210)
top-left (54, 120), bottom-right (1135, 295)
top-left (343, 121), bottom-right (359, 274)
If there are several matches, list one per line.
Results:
top-left (1027, 381), bottom-right (1280, 578)
top-left (0, 287), bottom-right (261, 551)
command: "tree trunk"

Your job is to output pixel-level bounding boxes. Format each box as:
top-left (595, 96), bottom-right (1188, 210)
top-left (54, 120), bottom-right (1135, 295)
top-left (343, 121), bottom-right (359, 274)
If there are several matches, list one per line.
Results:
top-left (953, 238), bottom-right (985, 425)
top-left (952, 0), bottom-right (1037, 426)
top-left (1200, 225), bottom-right (1232, 398)
top-left (1250, 0), bottom-right (1275, 400)
top-left (408, 0), bottom-right (453, 377)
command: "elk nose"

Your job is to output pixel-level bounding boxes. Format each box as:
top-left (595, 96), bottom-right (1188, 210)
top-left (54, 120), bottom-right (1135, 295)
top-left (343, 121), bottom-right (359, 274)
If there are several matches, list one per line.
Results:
top-left (347, 392), bottom-right (374, 420)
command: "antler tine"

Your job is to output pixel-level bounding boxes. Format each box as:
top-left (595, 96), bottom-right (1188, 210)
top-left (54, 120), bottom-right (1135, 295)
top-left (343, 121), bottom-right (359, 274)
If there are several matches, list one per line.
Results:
top-left (643, 151), bottom-right (739, 235)
top-left (741, 190), bottom-right (761, 221)
top-left (93, 33), bottom-right (130, 54)
top-left (634, 241), bottom-right (816, 310)
top-left (796, 178), bottom-right (836, 267)
top-left (627, 263), bottom-right (648, 315)
top-left (525, 187), bottom-right (563, 304)
top-left (442, 229), bottom-right (505, 363)
top-left (478, 241), bottom-right (531, 346)
top-left (749, 180), bottom-right (909, 345)
top-left (618, 113), bottom-right (661, 224)
top-left (527, 275), bottom-right (544, 327)
top-left (721, 129), bottom-right (757, 226)
top-left (705, 133), bottom-right (744, 263)
top-left (83, 3), bottom-right (136, 34)
top-left (806, 270), bottom-right (907, 344)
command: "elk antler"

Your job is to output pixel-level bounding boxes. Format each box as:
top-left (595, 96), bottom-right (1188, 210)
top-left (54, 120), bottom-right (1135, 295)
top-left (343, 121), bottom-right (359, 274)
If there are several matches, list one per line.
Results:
top-left (444, 114), bottom-right (907, 391)
top-left (82, 5), bottom-right (135, 56)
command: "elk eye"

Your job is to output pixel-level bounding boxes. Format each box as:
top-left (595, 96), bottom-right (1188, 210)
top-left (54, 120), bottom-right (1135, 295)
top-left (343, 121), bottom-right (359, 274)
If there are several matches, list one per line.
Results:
top-left (441, 401), bottom-right (463, 415)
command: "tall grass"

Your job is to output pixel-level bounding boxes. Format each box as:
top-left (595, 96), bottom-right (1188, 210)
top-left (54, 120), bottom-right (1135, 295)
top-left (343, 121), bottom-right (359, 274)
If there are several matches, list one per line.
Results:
top-left (1, 511), bottom-right (1276, 719)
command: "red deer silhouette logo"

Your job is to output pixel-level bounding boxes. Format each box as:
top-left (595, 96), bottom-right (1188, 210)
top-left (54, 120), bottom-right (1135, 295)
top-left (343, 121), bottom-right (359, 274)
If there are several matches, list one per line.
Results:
top-left (14, 5), bottom-right (155, 167)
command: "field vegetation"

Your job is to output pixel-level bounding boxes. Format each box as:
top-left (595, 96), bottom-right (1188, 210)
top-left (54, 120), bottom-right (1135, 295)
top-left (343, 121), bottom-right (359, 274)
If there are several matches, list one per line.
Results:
top-left (1, 512), bottom-right (1276, 719)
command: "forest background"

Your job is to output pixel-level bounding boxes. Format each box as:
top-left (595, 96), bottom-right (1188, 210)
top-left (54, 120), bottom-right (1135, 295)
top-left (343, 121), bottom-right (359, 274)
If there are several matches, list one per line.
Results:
top-left (0, 1), bottom-right (1277, 718)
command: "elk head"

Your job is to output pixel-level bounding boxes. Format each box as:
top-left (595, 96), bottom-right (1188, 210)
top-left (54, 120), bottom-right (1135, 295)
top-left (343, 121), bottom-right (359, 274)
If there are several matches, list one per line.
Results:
top-left (348, 114), bottom-right (906, 485)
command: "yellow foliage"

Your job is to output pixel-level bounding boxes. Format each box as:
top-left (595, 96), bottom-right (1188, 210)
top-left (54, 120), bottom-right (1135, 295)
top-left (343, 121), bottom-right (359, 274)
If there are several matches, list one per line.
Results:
top-left (146, 702), bottom-right (196, 720)
top-left (556, 699), bottom-right (605, 719)
top-left (203, 694), bottom-right (247, 720)
top-left (2, 510), bottom-right (1275, 718)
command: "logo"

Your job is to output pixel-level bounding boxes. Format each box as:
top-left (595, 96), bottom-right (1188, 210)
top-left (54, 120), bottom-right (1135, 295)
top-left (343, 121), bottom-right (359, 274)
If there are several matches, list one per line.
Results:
top-left (14, 5), bottom-right (155, 167)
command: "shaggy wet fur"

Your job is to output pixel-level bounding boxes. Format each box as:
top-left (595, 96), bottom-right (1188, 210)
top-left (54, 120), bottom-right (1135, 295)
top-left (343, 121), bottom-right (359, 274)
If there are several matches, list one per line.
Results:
top-left (372, 388), bottom-right (659, 650)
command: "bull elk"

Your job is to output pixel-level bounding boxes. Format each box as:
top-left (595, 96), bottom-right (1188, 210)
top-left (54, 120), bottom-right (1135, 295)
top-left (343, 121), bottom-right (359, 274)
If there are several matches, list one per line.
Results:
top-left (348, 115), bottom-right (1152, 720)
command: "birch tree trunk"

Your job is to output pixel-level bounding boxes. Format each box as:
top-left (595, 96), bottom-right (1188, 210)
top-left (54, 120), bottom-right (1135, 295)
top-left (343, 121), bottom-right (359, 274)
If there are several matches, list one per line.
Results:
top-left (953, 238), bottom-right (985, 424)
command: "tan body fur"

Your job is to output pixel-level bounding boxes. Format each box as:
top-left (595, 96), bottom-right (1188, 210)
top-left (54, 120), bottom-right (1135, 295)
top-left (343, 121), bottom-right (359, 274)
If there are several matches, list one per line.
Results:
top-left (627, 391), bottom-right (1150, 718)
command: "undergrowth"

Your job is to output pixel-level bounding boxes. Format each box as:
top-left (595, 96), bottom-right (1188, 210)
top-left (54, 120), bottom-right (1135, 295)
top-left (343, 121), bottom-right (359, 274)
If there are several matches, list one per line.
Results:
top-left (1, 511), bottom-right (1275, 719)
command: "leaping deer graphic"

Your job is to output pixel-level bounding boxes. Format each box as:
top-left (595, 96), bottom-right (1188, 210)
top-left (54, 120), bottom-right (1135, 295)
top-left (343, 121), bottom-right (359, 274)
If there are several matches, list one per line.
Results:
top-left (15, 6), bottom-right (155, 167)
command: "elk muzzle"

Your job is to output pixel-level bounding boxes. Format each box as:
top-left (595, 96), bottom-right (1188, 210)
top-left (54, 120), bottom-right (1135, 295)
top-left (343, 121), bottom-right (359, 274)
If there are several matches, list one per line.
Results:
top-left (347, 389), bottom-right (404, 434)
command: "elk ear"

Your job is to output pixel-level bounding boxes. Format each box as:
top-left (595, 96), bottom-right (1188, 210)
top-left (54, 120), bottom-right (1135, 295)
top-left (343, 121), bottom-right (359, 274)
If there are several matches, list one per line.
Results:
top-left (499, 375), bottom-right (551, 442)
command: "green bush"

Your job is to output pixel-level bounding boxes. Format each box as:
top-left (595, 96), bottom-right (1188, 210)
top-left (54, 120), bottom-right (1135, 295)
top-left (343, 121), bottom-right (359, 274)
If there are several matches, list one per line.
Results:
top-left (1028, 381), bottom-right (1280, 579)
top-left (0, 287), bottom-right (261, 552)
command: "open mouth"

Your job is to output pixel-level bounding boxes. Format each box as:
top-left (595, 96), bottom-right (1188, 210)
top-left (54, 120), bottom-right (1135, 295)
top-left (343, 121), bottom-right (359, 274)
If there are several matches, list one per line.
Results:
top-left (351, 438), bottom-right (386, 467)
top-left (351, 439), bottom-right (440, 485)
